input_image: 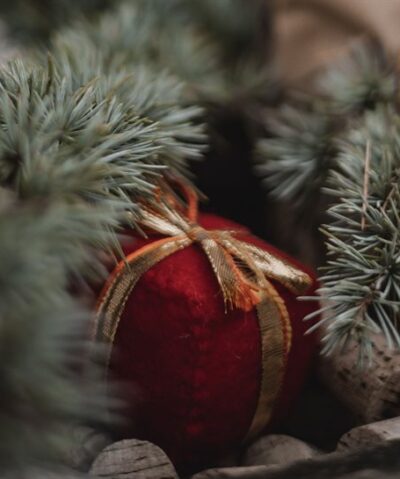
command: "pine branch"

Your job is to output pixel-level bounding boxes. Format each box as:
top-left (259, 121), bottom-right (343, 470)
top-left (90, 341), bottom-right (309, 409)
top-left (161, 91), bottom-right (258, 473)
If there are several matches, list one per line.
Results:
top-left (317, 42), bottom-right (398, 113)
top-left (256, 104), bottom-right (336, 214)
top-left (0, 1), bottom-right (208, 474)
top-left (177, 0), bottom-right (269, 66)
top-left (257, 43), bottom-right (397, 218)
top-left (0, 54), bottom-right (205, 231)
top-left (0, 0), bottom-right (112, 44)
top-left (0, 1), bottom-right (271, 474)
top-left (309, 108), bottom-right (400, 361)
top-left (256, 42), bottom-right (400, 361)
top-left (53, 0), bottom-right (272, 105)
top-left (0, 190), bottom-right (118, 473)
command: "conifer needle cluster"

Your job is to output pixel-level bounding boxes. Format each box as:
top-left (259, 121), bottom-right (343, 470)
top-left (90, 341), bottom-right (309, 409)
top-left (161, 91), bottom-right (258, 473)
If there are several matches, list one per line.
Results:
top-left (258, 44), bottom-right (400, 361)
top-left (0, 1), bottom-right (269, 476)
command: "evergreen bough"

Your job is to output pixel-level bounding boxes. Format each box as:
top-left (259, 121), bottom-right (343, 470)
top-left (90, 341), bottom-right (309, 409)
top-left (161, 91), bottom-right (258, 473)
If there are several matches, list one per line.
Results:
top-left (0, 1), bottom-right (218, 476)
top-left (0, 0), bottom-right (112, 44)
top-left (257, 44), bottom-right (400, 361)
top-left (52, 0), bottom-right (270, 105)
top-left (0, 55), bottom-right (204, 219)
top-left (0, 190), bottom-right (117, 474)
top-left (0, 0), bottom-right (272, 475)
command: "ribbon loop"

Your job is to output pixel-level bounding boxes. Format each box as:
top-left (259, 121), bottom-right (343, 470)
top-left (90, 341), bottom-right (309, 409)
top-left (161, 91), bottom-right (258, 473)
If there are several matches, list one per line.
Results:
top-left (139, 186), bottom-right (312, 313)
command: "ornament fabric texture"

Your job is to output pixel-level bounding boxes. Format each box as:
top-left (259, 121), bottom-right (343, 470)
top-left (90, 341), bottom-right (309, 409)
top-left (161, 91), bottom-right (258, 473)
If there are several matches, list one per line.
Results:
top-left (95, 211), bottom-right (319, 472)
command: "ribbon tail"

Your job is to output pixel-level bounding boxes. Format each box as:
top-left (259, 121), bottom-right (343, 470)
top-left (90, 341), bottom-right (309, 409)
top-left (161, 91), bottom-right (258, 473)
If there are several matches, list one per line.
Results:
top-left (232, 239), bottom-right (312, 295)
top-left (216, 234), bottom-right (293, 348)
top-left (244, 277), bottom-right (292, 442)
top-left (199, 235), bottom-right (260, 312)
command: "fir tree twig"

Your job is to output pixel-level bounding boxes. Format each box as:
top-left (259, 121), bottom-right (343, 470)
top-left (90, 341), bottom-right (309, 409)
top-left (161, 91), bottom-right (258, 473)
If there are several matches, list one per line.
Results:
top-left (258, 43), bottom-right (400, 361)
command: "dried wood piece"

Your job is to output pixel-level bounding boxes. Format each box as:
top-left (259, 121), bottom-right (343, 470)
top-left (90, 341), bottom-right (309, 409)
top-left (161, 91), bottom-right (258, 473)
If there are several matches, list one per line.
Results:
top-left (337, 417), bottom-right (400, 451)
top-left (193, 466), bottom-right (399, 479)
top-left (318, 333), bottom-right (400, 423)
top-left (3, 468), bottom-right (86, 479)
top-left (192, 465), bottom-right (275, 479)
top-left (243, 434), bottom-right (321, 467)
top-left (193, 440), bottom-right (400, 479)
top-left (89, 439), bottom-right (178, 479)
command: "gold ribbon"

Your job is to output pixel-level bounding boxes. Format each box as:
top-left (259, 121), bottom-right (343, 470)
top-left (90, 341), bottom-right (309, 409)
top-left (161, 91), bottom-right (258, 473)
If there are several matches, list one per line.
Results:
top-left (93, 180), bottom-right (311, 441)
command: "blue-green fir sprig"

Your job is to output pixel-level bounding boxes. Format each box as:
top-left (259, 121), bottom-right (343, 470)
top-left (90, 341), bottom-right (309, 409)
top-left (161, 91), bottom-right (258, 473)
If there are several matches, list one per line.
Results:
top-left (258, 43), bottom-right (400, 360)
top-left (316, 42), bottom-right (398, 114)
top-left (256, 104), bottom-right (336, 213)
top-left (305, 108), bottom-right (400, 361)
top-left (0, 54), bottom-right (205, 229)
top-left (0, 190), bottom-right (121, 474)
top-left (0, 1), bottom-right (209, 476)
top-left (0, 1), bottom-right (272, 476)
top-left (256, 43), bottom-right (398, 219)
top-left (52, 0), bottom-right (272, 106)
top-left (0, 0), bottom-right (112, 44)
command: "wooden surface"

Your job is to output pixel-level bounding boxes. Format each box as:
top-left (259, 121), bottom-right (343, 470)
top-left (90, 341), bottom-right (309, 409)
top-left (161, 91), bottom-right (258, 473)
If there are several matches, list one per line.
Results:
top-left (338, 417), bottom-right (400, 451)
top-left (193, 440), bottom-right (400, 479)
top-left (90, 439), bottom-right (178, 479)
top-left (319, 334), bottom-right (400, 423)
top-left (243, 434), bottom-right (321, 467)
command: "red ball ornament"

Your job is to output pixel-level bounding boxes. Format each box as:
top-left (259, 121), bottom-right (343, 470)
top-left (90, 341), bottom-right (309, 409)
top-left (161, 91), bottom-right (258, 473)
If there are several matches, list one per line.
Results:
top-left (93, 183), bottom-right (319, 472)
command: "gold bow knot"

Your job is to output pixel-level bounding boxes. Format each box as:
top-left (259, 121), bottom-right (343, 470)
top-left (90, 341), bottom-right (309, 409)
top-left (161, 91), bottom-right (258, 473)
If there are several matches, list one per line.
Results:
top-left (138, 188), bottom-right (311, 315)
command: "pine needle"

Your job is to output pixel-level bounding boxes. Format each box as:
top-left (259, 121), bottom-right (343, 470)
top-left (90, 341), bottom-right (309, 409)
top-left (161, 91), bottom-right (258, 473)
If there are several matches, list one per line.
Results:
top-left (361, 139), bottom-right (371, 231)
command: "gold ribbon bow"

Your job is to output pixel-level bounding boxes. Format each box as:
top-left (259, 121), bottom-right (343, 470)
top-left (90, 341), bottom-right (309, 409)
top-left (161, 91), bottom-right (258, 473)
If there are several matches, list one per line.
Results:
top-left (94, 180), bottom-right (311, 441)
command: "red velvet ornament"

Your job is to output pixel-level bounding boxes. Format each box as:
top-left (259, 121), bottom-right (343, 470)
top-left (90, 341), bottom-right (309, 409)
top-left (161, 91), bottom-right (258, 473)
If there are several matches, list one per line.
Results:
top-left (94, 198), bottom-right (319, 472)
